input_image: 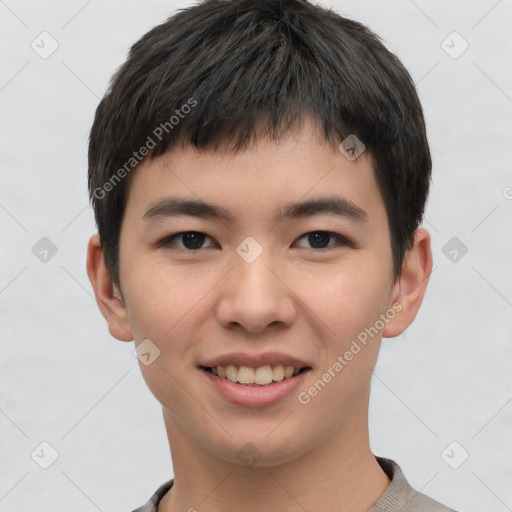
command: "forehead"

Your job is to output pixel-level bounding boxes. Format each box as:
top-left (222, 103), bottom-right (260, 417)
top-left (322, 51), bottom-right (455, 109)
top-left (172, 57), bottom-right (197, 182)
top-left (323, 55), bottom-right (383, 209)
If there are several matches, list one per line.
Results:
top-left (122, 120), bottom-right (385, 228)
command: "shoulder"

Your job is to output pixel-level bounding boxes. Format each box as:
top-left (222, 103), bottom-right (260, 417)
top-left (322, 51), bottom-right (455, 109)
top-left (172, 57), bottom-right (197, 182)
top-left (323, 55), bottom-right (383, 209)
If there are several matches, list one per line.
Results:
top-left (130, 479), bottom-right (174, 512)
top-left (371, 457), bottom-right (457, 512)
top-left (131, 458), bottom-right (458, 512)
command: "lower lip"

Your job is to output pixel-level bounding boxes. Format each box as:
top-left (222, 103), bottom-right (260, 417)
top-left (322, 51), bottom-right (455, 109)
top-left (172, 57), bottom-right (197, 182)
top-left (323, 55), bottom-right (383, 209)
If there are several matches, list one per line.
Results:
top-left (200, 368), bottom-right (311, 407)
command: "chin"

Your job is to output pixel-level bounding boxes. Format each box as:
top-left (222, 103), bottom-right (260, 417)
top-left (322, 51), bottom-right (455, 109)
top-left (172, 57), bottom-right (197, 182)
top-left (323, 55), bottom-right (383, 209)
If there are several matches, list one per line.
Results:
top-left (204, 430), bottom-right (313, 469)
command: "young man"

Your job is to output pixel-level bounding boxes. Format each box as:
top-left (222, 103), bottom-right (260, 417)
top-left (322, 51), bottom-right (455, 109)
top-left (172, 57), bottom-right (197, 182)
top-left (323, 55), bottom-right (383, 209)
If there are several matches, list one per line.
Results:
top-left (86, 1), bottom-right (456, 510)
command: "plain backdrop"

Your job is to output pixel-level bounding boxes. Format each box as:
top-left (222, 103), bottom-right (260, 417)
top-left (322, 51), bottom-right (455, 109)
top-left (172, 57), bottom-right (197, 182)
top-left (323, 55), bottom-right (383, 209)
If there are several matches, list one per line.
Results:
top-left (1, 1), bottom-right (511, 511)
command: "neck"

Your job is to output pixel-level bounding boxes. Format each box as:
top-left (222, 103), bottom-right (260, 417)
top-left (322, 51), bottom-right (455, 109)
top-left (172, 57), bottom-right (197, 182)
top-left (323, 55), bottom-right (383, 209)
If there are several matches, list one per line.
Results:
top-left (158, 404), bottom-right (390, 512)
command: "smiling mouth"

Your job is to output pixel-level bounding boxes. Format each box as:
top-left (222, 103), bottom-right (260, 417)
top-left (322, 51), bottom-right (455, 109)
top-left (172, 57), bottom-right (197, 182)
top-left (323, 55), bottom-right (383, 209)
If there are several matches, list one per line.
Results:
top-left (200, 364), bottom-right (311, 386)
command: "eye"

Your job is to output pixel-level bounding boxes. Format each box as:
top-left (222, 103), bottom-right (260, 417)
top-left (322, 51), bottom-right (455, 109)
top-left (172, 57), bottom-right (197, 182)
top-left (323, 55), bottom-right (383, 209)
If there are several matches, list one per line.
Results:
top-left (158, 230), bottom-right (352, 252)
top-left (158, 231), bottom-right (216, 251)
top-left (294, 231), bottom-right (352, 250)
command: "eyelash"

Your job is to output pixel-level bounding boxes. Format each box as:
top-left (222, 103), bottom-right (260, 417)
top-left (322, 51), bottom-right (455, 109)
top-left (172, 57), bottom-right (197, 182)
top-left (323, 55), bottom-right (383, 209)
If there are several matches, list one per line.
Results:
top-left (158, 231), bottom-right (353, 252)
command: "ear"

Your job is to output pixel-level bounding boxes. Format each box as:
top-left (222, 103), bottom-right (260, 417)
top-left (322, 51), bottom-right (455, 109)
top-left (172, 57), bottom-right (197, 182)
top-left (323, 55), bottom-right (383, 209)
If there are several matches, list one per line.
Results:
top-left (86, 234), bottom-right (133, 342)
top-left (383, 228), bottom-right (433, 338)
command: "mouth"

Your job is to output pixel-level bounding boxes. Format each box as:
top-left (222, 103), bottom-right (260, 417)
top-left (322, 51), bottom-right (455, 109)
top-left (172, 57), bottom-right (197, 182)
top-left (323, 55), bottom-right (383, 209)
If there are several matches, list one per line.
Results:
top-left (199, 364), bottom-right (311, 387)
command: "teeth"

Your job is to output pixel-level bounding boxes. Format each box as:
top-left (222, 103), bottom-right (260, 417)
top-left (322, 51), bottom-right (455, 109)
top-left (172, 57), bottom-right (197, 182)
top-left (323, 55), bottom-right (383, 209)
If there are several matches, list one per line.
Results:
top-left (211, 364), bottom-right (301, 386)
top-left (226, 364), bottom-right (238, 382)
top-left (273, 365), bottom-right (284, 381)
top-left (254, 365), bottom-right (273, 385)
top-left (238, 366), bottom-right (255, 384)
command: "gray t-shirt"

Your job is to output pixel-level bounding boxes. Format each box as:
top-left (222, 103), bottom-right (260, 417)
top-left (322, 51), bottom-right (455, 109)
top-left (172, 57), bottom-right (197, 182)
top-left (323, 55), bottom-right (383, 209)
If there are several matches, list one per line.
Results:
top-left (132, 456), bottom-right (456, 511)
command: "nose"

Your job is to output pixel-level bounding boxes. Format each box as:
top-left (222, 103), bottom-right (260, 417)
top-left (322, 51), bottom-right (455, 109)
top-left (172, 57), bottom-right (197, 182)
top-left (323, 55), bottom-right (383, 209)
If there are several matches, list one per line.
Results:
top-left (215, 252), bottom-right (297, 334)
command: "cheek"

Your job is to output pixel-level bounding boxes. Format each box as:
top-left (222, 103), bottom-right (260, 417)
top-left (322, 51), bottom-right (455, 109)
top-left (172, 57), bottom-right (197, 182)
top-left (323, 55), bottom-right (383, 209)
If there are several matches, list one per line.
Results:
top-left (123, 271), bottom-right (205, 409)
top-left (123, 258), bottom-right (210, 336)
top-left (310, 265), bottom-right (392, 343)
top-left (295, 268), bottom-right (392, 421)
top-left (121, 262), bottom-right (224, 404)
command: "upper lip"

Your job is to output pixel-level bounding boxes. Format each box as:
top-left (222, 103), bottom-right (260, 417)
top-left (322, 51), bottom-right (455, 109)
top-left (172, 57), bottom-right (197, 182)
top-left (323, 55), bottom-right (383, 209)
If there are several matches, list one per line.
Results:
top-left (199, 352), bottom-right (312, 369)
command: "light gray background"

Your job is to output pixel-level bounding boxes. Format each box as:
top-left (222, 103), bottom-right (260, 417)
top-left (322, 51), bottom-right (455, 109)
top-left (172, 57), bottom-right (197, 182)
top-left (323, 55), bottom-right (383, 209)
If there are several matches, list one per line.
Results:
top-left (1, 1), bottom-right (511, 511)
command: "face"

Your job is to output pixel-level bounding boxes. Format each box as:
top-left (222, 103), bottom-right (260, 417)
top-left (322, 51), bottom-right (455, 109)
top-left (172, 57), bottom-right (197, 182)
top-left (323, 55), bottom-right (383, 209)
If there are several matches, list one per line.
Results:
top-left (99, 119), bottom-right (420, 467)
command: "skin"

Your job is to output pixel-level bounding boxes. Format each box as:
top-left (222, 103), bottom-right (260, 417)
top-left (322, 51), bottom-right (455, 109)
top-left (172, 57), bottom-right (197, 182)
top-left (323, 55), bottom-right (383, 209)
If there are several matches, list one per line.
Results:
top-left (87, 118), bottom-right (432, 512)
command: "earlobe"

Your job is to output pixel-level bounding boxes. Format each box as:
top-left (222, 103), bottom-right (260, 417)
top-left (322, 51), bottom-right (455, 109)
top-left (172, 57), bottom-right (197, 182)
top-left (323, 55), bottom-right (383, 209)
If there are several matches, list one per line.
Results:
top-left (383, 228), bottom-right (433, 338)
top-left (86, 234), bottom-right (133, 342)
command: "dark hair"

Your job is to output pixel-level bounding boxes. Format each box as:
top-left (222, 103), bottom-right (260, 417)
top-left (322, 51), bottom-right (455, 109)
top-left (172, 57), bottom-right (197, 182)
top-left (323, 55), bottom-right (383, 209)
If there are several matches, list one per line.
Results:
top-left (88, 0), bottom-right (431, 290)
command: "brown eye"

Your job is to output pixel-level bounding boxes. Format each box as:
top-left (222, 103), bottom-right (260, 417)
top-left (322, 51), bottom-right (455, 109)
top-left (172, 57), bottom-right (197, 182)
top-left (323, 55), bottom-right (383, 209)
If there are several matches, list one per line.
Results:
top-left (306, 232), bottom-right (332, 249)
top-left (295, 231), bottom-right (352, 250)
top-left (160, 231), bottom-right (214, 250)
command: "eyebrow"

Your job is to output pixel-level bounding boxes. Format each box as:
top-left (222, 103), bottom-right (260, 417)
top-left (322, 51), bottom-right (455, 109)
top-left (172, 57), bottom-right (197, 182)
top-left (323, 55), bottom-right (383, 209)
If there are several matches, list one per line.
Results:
top-left (142, 196), bottom-right (368, 224)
